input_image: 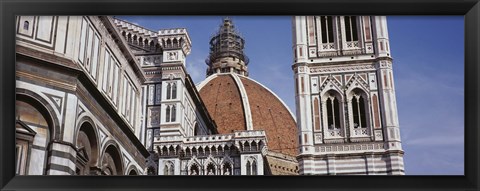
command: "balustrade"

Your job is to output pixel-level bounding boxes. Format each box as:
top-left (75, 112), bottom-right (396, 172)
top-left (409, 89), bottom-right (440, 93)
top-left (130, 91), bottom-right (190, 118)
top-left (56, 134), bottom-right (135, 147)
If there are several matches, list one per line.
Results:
top-left (345, 41), bottom-right (359, 49)
top-left (327, 129), bottom-right (342, 137)
top-left (353, 128), bottom-right (368, 136)
top-left (321, 42), bottom-right (335, 50)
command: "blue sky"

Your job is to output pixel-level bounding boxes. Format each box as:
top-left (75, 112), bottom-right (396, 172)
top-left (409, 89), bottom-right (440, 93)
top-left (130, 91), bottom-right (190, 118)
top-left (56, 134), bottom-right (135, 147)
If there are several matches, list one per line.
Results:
top-left (118, 16), bottom-right (464, 175)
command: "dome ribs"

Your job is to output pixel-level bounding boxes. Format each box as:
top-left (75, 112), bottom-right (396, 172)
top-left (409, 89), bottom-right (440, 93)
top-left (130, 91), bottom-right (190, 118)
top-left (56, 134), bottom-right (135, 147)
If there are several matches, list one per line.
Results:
top-left (240, 77), bottom-right (298, 156)
top-left (198, 75), bottom-right (246, 134)
top-left (198, 74), bottom-right (298, 157)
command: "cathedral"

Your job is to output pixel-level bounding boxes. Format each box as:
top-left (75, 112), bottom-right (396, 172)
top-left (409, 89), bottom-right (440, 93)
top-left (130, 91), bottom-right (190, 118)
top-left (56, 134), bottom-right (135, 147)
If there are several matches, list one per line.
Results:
top-left (14, 15), bottom-right (403, 175)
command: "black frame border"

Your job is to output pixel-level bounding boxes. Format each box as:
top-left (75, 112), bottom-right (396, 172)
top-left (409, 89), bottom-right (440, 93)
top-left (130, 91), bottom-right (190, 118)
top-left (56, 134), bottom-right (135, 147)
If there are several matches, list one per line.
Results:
top-left (1, 0), bottom-right (479, 191)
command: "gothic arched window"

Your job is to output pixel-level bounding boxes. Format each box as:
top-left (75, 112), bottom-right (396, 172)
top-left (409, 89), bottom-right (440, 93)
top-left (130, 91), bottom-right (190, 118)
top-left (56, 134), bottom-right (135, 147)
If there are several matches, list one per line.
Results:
top-left (171, 83), bottom-right (177, 99)
top-left (344, 16), bottom-right (358, 42)
top-left (246, 161), bottom-right (251, 175)
top-left (138, 37), bottom-right (143, 46)
top-left (166, 83), bottom-right (171, 99)
top-left (144, 39), bottom-right (149, 48)
top-left (252, 161), bottom-right (257, 175)
top-left (164, 161), bottom-right (174, 175)
top-left (166, 106), bottom-right (171, 122)
top-left (352, 94), bottom-right (367, 129)
top-left (133, 35), bottom-right (138, 45)
top-left (326, 96), bottom-right (341, 130)
top-left (127, 34), bottom-right (132, 43)
top-left (171, 105), bottom-right (176, 122)
top-left (173, 39), bottom-right (179, 48)
top-left (320, 16), bottom-right (334, 43)
top-left (150, 41), bottom-right (155, 50)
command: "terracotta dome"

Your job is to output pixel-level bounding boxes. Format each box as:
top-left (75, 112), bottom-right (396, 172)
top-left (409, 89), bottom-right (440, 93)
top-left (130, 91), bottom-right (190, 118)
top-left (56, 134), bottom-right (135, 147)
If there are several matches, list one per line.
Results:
top-left (197, 73), bottom-right (298, 156)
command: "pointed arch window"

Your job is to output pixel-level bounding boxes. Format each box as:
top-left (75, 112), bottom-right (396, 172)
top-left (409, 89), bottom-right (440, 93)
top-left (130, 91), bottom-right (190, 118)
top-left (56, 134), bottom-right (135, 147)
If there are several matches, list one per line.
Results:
top-left (344, 16), bottom-right (358, 42)
top-left (166, 106), bottom-right (171, 122)
top-left (164, 161), bottom-right (174, 175)
top-left (166, 82), bottom-right (177, 100)
top-left (165, 105), bottom-right (176, 122)
top-left (171, 105), bottom-right (176, 122)
top-left (320, 16), bottom-right (334, 43)
top-left (326, 96), bottom-right (341, 130)
top-left (352, 94), bottom-right (367, 129)
top-left (245, 158), bottom-right (257, 175)
top-left (171, 83), bottom-right (177, 99)
top-left (349, 89), bottom-right (370, 137)
top-left (166, 83), bottom-right (171, 99)
top-left (323, 91), bottom-right (344, 139)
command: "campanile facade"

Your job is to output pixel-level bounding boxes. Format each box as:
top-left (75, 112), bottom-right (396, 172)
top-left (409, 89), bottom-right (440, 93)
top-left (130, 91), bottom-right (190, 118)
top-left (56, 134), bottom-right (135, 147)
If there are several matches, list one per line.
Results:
top-left (292, 16), bottom-right (404, 175)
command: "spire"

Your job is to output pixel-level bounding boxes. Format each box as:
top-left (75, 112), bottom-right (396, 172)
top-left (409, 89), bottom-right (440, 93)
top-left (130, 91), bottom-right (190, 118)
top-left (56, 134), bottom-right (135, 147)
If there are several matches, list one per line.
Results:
top-left (205, 17), bottom-right (249, 77)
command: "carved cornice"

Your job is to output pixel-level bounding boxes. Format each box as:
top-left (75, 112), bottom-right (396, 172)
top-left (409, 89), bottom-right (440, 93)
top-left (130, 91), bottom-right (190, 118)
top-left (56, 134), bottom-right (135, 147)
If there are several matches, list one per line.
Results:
top-left (310, 64), bottom-right (376, 74)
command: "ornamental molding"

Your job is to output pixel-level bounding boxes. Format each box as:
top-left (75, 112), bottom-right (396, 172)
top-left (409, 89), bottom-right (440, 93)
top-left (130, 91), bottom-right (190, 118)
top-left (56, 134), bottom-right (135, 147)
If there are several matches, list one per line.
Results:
top-left (161, 66), bottom-right (183, 71)
top-left (378, 61), bottom-right (393, 69)
top-left (314, 142), bottom-right (385, 154)
top-left (310, 64), bottom-right (376, 73)
top-left (318, 75), bottom-right (342, 93)
top-left (345, 73), bottom-right (369, 92)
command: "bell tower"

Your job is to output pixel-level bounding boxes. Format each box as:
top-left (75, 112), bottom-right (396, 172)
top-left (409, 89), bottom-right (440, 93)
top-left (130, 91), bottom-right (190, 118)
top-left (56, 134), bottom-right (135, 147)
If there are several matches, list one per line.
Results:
top-left (205, 17), bottom-right (249, 76)
top-left (292, 16), bottom-right (404, 175)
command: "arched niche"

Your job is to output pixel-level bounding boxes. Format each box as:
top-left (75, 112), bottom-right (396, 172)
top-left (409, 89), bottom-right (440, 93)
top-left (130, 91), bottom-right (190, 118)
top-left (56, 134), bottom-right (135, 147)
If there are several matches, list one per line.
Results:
top-left (101, 143), bottom-right (124, 175)
top-left (16, 91), bottom-right (58, 175)
top-left (75, 118), bottom-right (99, 175)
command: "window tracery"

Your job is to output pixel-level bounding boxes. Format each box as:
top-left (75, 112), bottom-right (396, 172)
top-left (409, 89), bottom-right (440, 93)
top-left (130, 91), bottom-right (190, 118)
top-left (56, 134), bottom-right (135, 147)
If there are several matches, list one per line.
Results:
top-left (166, 82), bottom-right (177, 100)
top-left (348, 88), bottom-right (371, 138)
top-left (320, 16), bottom-right (334, 43)
top-left (172, 83), bottom-right (177, 99)
top-left (163, 161), bottom-right (174, 175)
top-left (166, 105), bottom-right (170, 122)
top-left (166, 83), bottom-right (171, 99)
top-left (344, 16), bottom-right (358, 42)
top-left (245, 157), bottom-right (257, 175)
top-left (326, 95), bottom-right (341, 130)
top-left (352, 93), bottom-right (367, 129)
top-left (322, 90), bottom-right (344, 139)
top-left (171, 105), bottom-right (176, 122)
